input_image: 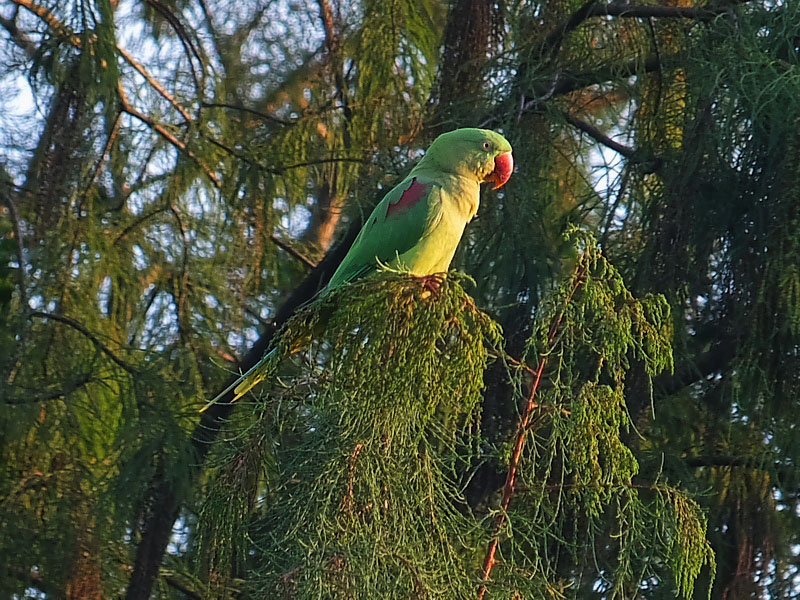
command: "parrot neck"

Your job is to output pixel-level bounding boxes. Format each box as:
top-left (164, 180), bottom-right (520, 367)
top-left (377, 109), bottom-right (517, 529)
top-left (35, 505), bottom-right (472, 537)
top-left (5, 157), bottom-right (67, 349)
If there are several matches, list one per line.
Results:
top-left (410, 162), bottom-right (481, 220)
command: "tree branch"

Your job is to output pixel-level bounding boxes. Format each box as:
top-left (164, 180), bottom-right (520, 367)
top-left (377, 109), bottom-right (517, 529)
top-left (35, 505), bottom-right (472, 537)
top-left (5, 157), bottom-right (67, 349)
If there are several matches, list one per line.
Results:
top-left (542, 0), bottom-right (600, 59)
top-left (118, 47), bottom-right (193, 122)
top-left (596, 1), bottom-right (752, 20)
top-left (118, 85), bottom-right (221, 188)
top-left (3, 372), bottom-right (95, 404)
top-left (12, 0), bottom-right (220, 188)
top-left (271, 234), bottom-right (318, 268)
top-left (200, 101), bottom-right (293, 126)
top-left (562, 110), bottom-right (638, 160)
top-left (478, 263), bottom-right (588, 599)
top-left (125, 218), bottom-right (363, 599)
top-left (29, 312), bottom-right (139, 375)
top-left (543, 0), bottom-right (754, 58)
top-left (655, 341), bottom-right (736, 397)
top-left (0, 12), bottom-right (37, 57)
top-left (10, 0), bottom-right (81, 45)
top-left (143, 0), bottom-right (205, 97)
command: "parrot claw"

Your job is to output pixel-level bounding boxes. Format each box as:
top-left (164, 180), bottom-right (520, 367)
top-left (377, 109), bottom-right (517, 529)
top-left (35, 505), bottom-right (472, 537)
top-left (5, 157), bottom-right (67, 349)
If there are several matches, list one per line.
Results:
top-left (417, 274), bottom-right (444, 297)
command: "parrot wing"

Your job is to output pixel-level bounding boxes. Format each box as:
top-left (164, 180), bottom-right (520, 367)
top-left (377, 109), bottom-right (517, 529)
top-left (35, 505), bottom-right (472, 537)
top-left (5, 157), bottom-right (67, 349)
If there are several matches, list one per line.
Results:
top-left (200, 176), bottom-right (440, 413)
top-left (326, 175), bottom-right (441, 289)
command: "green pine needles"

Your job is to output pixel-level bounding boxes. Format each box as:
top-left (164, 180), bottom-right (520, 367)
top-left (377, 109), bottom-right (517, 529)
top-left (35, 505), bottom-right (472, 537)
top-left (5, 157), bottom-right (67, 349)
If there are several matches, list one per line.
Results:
top-left (200, 231), bottom-right (714, 599)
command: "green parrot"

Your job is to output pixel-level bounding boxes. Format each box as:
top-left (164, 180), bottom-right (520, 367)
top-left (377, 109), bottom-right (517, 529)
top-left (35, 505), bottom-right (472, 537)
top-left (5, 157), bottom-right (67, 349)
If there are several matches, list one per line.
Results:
top-left (200, 128), bottom-right (513, 412)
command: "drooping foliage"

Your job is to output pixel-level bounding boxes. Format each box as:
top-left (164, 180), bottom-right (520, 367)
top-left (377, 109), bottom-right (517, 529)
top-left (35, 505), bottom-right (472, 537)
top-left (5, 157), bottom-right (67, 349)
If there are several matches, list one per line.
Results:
top-left (199, 244), bottom-right (712, 599)
top-left (1, 0), bottom-right (799, 598)
top-left (201, 273), bottom-right (500, 598)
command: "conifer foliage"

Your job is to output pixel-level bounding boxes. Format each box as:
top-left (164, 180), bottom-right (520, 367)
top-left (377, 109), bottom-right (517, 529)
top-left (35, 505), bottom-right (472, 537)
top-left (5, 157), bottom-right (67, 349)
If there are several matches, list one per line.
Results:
top-left (1, 0), bottom-right (798, 598)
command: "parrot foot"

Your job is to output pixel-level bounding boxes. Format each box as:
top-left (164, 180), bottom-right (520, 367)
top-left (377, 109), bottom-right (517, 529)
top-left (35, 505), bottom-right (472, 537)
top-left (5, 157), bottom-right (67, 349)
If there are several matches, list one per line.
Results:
top-left (416, 274), bottom-right (444, 298)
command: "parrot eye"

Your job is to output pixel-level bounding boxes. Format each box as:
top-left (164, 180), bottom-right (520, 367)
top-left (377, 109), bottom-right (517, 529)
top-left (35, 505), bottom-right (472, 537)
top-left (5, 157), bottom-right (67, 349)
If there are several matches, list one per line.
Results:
top-left (482, 141), bottom-right (491, 150)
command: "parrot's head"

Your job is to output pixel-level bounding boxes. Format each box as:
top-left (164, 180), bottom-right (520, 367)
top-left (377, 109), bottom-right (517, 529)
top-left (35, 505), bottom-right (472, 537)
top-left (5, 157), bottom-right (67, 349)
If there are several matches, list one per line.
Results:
top-left (425, 128), bottom-right (514, 190)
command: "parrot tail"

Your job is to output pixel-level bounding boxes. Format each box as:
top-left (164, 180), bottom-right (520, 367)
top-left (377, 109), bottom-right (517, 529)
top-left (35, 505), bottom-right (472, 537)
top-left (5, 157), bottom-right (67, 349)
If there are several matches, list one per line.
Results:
top-left (199, 348), bottom-right (278, 413)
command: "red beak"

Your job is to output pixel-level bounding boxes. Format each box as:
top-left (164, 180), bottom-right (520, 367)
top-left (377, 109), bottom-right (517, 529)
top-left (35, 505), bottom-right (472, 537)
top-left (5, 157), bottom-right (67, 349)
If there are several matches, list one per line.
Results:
top-left (488, 151), bottom-right (514, 190)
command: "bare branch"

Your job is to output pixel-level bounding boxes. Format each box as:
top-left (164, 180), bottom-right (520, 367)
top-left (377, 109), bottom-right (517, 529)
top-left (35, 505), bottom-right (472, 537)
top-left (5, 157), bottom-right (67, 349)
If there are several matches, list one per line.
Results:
top-left (271, 234), bottom-right (318, 268)
top-left (200, 101), bottom-right (292, 126)
top-left (119, 47), bottom-right (193, 122)
top-left (544, 0), bottom-right (755, 58)
top-left (10, 0), bottom-right (81, 45)
top-left (143, 0), bottom-right (205, 96)
top-left (29, 312), bottom-right (139, 375)
top-left (118, 85), bottom-right (221, 188)
top-left (0, 12), bottom-right (36, 57)
top-left (562, 110), bottom-right (637, 159)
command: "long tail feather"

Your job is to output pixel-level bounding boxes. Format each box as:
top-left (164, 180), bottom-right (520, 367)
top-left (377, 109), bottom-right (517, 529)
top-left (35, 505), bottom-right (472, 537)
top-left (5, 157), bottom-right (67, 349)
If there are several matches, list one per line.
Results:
top-left (199, 348), bottom-right (278, 413)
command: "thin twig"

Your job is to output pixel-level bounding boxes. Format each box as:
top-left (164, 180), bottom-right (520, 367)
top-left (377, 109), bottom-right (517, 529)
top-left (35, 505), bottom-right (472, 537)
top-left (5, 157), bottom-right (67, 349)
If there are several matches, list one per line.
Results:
top-left (200, 101), bottom-right (292, 126)
top-left (113, 204), bottom-right (171, 244)
top-left (600, 165), bottom-right (630, 250)
top-left (143, 0), bottom-right (205, 96)
top-left (270, 234), bottom-right (318, 268)
top-left (562, 111), bottom-right (638, 160)
top-left (478, 265), bottom-right (587, 599)
top-left (118, 85), bottom-right (221, 188)
top-left (119, 47), bottom-right (193, 122)
top-left (29, 311), bottom-right (139, 375)
top-left (83, 111), bottom-right (122, 199)
top-left (0, 12), bottom-right (37, 57)
top-left (275, 157), bottom-right (368, 172)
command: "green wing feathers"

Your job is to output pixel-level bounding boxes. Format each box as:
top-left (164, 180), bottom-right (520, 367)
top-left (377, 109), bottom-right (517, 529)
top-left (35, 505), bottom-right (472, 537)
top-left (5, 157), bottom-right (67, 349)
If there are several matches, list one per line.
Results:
top-left (326, 177), bottom-right (438, 288)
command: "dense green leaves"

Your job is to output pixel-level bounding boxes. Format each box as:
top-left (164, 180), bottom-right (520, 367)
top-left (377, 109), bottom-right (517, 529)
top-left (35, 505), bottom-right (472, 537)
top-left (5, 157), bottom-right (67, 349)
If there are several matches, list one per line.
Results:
top-left (2, 0), bottom-right (799, 598)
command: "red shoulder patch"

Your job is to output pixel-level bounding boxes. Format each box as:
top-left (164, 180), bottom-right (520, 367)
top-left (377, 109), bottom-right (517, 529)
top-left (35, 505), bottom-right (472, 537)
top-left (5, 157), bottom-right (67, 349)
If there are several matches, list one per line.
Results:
top-left (386, 178), bottom-right (429, 218)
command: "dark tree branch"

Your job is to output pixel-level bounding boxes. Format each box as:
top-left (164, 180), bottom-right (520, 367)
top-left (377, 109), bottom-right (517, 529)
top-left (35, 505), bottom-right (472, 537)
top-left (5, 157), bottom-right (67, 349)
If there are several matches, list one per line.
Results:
top-left (29, 312), bottom-right (139, 375)
top-left (655, 341), bottom-right (736, 397)
top-left (595, 1), bottom-right (752, 21)
top-left (125, 219), bottom-right (362, 600)
top-left (0, 12), bottom-right (37, 57)
top-left (161, 575), bottom-right (202, 600)
top-left (543, 0), bottom-right (600, 59)
top-left (544, 0), bottom-right (754, 58)
top-left (683, 455), bottom-right (797, 485)
top-left (200, 101), bottom-right (292, 125)
top-left (527, 53), bottom-right (663, 111)
top-left (271, 234), bottom-right (318, 268)
top-left (562, 110), bottom-right (638, 160)
top-left (3, 372), bottom-right (95, 404)
top-left (142, 0), bottom-right (204, 97)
